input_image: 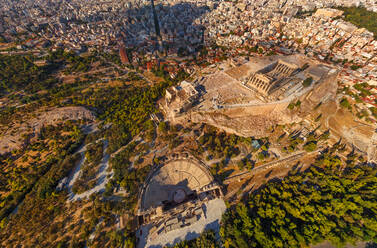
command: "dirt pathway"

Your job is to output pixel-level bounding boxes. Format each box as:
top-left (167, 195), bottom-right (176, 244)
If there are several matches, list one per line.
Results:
top-left (66, 139), bottom-right (113, 201)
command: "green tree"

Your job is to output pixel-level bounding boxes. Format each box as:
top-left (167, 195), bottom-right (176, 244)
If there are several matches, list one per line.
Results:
top-left (303, 77), bottom-right (313, 87)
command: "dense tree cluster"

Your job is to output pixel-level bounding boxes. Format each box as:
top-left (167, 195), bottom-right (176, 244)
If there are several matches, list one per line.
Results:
top-left (338, 7), bottom-right (377, 38)
top-left (220, 150), bottom-right (377, 248)
top-left (283, 133), bottom-right (304, 153)
top-left (108, 140), bottom-right (151, 210)
top-left (62, 52), bottom-right (96, 74)
top-left (0, 54), bottom-right (58, 96)
top-left (237, 156), bottom-right (255, 171)
top-left (71, 81), bottom-right (170, 153)
top-left (198, 126), bottom-right (247, 159)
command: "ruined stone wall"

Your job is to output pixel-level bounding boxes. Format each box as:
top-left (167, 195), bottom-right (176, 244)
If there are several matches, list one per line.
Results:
top-left (185, 101), bottom-right (297, 138)
top-left (172, 71), bottom-right (339, 138)
top-left (215, 101), bottom-right (290, 118)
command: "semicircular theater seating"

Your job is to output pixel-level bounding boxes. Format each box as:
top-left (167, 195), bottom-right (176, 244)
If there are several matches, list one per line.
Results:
top-left (140, 159), bottom-right (213, 211)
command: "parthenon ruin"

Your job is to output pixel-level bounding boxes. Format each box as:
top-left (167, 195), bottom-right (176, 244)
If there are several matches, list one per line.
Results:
top-left (246, 59), bottom-right (299, 95)
top-left (248, 73), bottom-right (274, 95)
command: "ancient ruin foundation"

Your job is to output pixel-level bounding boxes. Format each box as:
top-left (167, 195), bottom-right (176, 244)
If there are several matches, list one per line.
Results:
top-left (136, 154), bottom-right (225, 247)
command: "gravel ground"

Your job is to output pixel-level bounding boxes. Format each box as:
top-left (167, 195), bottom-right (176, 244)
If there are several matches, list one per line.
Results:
top-left (137, 198), bottom-right (226, 248)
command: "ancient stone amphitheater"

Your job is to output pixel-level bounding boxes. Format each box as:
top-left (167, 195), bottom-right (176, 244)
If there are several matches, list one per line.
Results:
top-left (140, 158), bottom-right (214, 211)
top-left (137, 155), bottom-right (225, 248)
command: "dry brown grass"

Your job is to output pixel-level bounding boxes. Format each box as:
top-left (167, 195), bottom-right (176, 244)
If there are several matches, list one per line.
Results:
top-left (143, 71), bottom-right (165, 84)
